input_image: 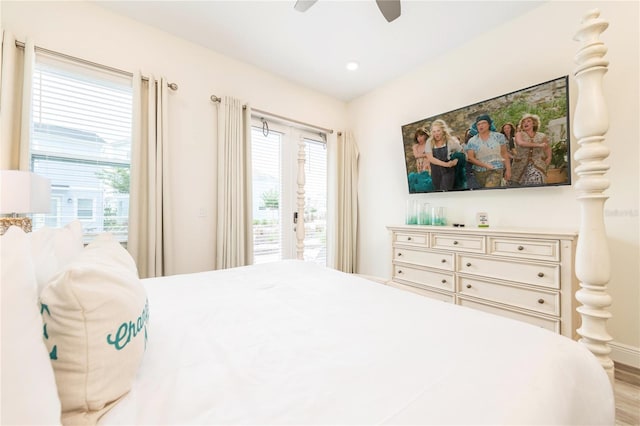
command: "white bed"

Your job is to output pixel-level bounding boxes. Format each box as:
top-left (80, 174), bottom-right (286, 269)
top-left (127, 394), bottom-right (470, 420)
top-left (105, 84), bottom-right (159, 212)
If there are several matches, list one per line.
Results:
top-left (1, 227), bottom-right (615, 425)
top-left (98, 260), bottom-right (613, 425)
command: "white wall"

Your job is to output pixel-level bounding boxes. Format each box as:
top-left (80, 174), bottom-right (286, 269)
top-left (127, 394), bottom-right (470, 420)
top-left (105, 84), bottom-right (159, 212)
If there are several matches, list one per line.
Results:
top-left (1, 1), bottom-right (348, 275)
top-left (349, 1), bottom-right (639, 365)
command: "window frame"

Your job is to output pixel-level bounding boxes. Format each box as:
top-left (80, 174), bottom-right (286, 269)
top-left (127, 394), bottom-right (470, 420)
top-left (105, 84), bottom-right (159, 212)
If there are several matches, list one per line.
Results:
top-left (29, 51), bottom-right (134, 244)
top-left (250, 119), bottom-right (328, 264)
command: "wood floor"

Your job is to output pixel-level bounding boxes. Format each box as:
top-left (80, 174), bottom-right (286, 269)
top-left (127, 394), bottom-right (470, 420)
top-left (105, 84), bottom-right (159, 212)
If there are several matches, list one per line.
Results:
top-left (615, 362), bottom-right (640, 425)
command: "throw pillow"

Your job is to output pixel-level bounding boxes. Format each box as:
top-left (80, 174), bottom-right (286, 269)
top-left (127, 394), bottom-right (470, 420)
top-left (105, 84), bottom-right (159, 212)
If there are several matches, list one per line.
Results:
top-left (29, 220), bottom-right (84, 295)
top-left (40, 233), bottom-right (148, 425)
top-left (0, 227), bottom-right (61, 425)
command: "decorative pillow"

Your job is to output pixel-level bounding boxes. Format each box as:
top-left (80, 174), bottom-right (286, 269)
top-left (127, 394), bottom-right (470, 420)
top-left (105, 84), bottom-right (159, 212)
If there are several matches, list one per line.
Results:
top-left (29, 220), bottom-right (84, 295)
top-left (0, 227), bottom-right (61, 425)
top-left (39, 233), bottom-right (148, 425)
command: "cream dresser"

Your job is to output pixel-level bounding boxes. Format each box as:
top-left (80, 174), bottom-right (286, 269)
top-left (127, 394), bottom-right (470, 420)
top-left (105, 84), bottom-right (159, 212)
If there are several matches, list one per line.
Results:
top-left (387, 225), bottom-right (579, 338)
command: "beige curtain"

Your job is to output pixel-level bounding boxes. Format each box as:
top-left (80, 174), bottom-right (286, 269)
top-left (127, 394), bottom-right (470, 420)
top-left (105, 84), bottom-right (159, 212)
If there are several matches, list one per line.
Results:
top-left (18, 40), bottom-right (34, 171)
top-left (331, 131), bottom-right (359, 273)
top-left (0, 32), bottom-right (32, 170)
top-left (215, 96), bottom-right (253, 269)
top-left (129, 74), bottom-right (173, 278)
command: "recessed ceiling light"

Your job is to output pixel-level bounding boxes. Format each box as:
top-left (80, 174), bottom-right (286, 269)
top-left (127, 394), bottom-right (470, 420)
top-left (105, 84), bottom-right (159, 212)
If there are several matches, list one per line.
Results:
top-left (346, 61), bottom-right (359, 71)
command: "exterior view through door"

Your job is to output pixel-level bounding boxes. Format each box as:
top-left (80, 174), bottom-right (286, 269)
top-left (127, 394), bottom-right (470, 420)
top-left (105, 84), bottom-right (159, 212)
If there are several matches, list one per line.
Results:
top-left (251, 123), bottom-right (327, 265)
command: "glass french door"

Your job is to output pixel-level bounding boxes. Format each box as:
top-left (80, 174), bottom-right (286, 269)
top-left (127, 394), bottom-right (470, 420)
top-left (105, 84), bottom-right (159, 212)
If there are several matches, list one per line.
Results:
top-left (251, 123), bottom-right (327, 265)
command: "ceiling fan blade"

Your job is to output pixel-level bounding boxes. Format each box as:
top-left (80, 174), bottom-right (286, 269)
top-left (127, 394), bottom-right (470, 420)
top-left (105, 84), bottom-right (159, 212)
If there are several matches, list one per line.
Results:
top-left (294, 0), bottom-right (318, 12)
top-left (376, 0), bottom-right (401, 22)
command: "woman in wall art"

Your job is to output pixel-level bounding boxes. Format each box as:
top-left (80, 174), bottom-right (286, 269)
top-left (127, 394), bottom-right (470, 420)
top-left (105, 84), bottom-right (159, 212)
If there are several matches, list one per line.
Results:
top-left (412, 127), bottom-right (431, 173)
top-left (425, 119), bottom-right (464, 191)
top-left (511, 113), bottom-right (551, 186)
top-left (500, 122), bottom-right (517, 164)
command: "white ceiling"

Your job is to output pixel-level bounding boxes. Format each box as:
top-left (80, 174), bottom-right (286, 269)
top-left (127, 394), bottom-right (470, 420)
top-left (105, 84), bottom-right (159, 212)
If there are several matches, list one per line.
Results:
top-left (93, 1), bottom-right (544, 102)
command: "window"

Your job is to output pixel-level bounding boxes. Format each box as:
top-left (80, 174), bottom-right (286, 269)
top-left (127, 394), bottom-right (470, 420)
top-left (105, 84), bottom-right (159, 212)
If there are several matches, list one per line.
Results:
top-left (252, 128), bottom-right (283, 263)
top-left (251, 123), bottom-right (327, 265)
top-left (302, 139), bottom-right (327, 264)
top-left (30, 52), bottom-right (133, 243)
top-left (76, 198), bottom-right (94, 219)
top-left (45, 198), bottom-right (61, 228)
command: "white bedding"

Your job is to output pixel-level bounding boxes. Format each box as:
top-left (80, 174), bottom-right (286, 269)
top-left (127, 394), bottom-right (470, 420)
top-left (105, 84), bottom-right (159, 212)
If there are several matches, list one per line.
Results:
top-left (100, 260), bottom-right (614, 425)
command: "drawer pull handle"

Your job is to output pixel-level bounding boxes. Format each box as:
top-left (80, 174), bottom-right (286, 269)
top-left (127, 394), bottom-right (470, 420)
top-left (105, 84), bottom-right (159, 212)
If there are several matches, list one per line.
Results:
top-left (398, 270), bottom-right (403, 274)
top-left (537, 272), bottom-right (544, 278)
top-left (538, 298), bottom-right (545, 304)
top-left (407, 237), bottom-right (412, 241)
top-left (466, 284), bottom-right (472, 289)
top-left (441, 259), bottom-right (447, 263)
top-left (441, 279), bottom-right (447, 284)
top-left (453, 240), bottom-right (459, 245)
top-left (518, 246), bottom-right (524, 251)
top-left (397, 252), bottom-right (402, 257)
top-left (466, 262), bottom-right (472, 267)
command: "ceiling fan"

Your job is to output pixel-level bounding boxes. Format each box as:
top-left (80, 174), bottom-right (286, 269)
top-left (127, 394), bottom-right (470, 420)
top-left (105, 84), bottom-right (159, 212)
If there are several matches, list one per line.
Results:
top-left (294, 0), bottom-right (401, 23)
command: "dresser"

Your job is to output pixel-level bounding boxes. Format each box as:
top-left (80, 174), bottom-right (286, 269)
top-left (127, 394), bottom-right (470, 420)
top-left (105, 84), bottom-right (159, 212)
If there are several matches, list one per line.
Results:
top-left (387, 225), bottom-right (579, 338)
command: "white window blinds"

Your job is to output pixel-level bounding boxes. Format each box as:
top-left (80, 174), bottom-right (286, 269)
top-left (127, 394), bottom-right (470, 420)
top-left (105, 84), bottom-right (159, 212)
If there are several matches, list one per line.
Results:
top-left (251, 127), bottom-right (283, 263)
top-left (303, 139), bottom-right (327, 265)
top-left (30, 52), bottom-right (133, 243)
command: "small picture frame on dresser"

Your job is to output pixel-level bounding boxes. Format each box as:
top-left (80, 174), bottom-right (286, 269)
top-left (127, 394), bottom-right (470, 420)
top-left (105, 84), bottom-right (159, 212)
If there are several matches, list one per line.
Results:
top-left (476, 212), bottom-right (489, 227)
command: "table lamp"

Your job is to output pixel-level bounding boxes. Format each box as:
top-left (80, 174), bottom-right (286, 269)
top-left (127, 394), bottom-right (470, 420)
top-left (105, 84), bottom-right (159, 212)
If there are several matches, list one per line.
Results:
top-left (0, 170), bottom-right (51, 235)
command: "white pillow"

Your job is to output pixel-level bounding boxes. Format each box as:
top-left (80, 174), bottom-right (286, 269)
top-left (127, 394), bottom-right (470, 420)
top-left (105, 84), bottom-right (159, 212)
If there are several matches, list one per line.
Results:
top-left (0, 227), bottom-right (61, 425)
top-left (29, 220), bottom-right (84, 295)
top-left (40, 233), bottom-right (147, 425)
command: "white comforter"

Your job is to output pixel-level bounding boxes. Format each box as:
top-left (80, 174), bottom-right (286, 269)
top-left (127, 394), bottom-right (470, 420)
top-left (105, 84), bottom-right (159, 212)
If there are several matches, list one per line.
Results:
top-left (100, 260), bottom-right (614, 425)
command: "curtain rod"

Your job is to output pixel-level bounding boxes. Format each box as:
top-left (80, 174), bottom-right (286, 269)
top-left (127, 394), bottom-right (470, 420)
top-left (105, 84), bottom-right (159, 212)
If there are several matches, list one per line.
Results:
top-left (15, 40), bottom-right (178, 90)
top-left (210, 94), bottom-right (334, 135)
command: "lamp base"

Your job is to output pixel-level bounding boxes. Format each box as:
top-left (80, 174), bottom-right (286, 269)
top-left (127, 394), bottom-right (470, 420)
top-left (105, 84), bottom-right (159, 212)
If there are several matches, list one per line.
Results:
top-left (0, 217), bottom-right (32, 235)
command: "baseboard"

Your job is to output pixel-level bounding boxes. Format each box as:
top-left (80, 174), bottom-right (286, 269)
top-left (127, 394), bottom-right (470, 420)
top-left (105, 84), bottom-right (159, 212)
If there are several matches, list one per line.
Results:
top-left (610, 341), bottom-right (640, 369)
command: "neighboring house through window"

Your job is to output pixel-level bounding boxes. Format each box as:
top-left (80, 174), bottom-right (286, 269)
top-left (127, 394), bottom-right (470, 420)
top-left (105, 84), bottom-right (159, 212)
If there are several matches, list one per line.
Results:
top-left (29, 52), bottom-right (133, 244)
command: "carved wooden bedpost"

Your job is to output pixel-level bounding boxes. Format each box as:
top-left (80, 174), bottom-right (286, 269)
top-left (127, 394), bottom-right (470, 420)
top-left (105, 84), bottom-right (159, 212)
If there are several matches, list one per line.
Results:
top-left (573, 9), bottom-right (614, 383)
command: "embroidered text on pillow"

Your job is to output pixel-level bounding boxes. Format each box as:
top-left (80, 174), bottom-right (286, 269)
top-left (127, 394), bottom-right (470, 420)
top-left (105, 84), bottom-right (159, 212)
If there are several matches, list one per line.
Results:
top-left (107, 298), bottom-right (149, 350)
top-left (40, 302), bottom-right (58, 360)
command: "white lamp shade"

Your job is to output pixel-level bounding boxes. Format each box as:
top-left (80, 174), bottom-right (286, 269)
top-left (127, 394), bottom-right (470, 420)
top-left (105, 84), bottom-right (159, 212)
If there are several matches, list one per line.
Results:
top-left (0, 171), bottom-right (51, 214)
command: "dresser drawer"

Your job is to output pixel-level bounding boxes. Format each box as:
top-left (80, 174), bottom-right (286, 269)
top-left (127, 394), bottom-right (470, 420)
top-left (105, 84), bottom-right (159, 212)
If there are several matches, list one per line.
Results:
top-left (457, 254), bottom-right (559, 289)
top-left (489, 237), bottom-right (560, 261)
top-left (393, 248), bottom-right (454, 270)
top-left (393, 264), bottom-right (454, 292)
top-left (458, 277), bottom-right (559, 316)
top-left (458, 297), bottom-right (560, 333)
top-left (388, 281), bottom-right (454, 303)
top-left (394, 232), bottom-right (428, 246)
top-left (431, 233), bottom-right (485, 253)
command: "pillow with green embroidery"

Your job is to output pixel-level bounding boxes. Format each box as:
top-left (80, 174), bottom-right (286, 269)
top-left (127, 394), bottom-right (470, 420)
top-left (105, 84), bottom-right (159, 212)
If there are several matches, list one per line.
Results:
top-left (39, 232), bottom-right (148, 425)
